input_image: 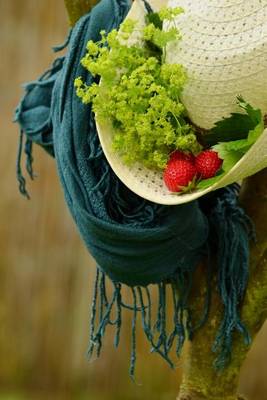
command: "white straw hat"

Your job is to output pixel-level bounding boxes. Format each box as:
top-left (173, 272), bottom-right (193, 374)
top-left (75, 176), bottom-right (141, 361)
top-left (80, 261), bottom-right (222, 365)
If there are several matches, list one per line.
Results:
top-left (96, 0), bottom-right (267, 205)
top-left (166, 0), bottom-right (267, 129)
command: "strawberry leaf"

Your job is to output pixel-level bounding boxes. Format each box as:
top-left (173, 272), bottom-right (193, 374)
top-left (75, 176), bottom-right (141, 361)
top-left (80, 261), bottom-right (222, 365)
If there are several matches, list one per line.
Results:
top-left (197, 173), bottom-right (225, 190)
top-left (197, 100), bottom-right (264, 190)
top-left (211, 115), bottom-right (264, 182)
top-left (218, 121), bottom-right (264, 154)
top-left (213, 146), bottom-right (244, 174)
top-left (203, 97), bottom-right (262, 146)
top-left (237, 96), bottom-right (262, 125)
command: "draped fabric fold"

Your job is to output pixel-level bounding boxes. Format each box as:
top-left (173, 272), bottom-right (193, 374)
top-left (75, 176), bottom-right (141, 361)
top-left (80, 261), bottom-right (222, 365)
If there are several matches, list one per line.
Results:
top-left (14, 0), bottom-right (253, 376)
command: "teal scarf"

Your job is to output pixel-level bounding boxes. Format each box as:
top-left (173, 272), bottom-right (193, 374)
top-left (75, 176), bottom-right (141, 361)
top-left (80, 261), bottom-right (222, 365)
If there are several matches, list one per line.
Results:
top-left (15, 0), bottom-right (253, 377)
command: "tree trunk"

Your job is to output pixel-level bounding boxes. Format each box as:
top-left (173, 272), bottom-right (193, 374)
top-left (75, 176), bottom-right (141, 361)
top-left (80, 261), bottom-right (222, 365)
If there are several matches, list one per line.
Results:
top-left (176, 169), bottom-right (267, 400)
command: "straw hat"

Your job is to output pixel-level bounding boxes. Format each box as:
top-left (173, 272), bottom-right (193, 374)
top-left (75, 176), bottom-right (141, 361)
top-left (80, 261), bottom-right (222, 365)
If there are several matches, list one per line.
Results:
top-left (167, 0), bottom-right (267, 129)
top-left (96, 0), bottom-right (267, 205)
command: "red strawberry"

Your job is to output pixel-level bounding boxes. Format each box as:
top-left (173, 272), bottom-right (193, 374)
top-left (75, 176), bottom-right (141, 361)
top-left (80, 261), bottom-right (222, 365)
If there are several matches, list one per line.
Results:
top-left (195, 150), bottom-right (223, 179)
top-left (164, 158), bottom-right (197, 192)
top-left (169, 150), bottom-right (195, 163)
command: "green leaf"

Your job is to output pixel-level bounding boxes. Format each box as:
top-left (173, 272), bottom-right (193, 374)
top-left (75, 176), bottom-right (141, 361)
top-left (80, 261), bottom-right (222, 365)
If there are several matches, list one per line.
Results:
top-left (203, 114), bottom-right (255, 146)
top-left (146, 12), bottom-right (163, 30)
top-left (247, 120), bottom-right (264, 143)
top-left (144, 40), bottom-right (162, 60)
top-left (210, 113), bottom-right (264, 186)
top-left (237, 95), bottom-right (262, 125)
top-left (214, 120), bottom-right (264, 155)
top-left (197, 173), bottom-right (226, 190)
top-left (202, 97), bottom-right (262, 146)
top-left (214, 145), bottom-right (244, 171)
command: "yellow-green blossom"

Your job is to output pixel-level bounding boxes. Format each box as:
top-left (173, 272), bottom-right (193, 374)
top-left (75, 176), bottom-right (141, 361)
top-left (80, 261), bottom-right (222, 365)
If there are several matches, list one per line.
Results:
top-left (158, 6), bottom-right (184, 21)
top-left (75, 10), bottom-right (201, 170)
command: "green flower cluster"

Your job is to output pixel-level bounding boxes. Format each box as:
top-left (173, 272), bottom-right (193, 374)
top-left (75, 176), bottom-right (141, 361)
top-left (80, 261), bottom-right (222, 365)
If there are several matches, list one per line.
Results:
top-left (75, 8), bottom-right (201, 170)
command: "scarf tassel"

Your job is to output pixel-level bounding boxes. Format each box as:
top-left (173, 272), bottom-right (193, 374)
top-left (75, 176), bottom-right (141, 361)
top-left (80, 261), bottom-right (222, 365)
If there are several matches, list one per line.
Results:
top-left (87, 265), bottom-right (210, 379)
top-left (86, 185), bottom-right (254, 377)
top-left (210, 185), bottom-right (254, 368)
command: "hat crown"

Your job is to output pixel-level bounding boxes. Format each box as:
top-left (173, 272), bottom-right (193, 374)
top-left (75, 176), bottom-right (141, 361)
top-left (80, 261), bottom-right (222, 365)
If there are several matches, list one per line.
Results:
top-left (166, 0), bottom-right (267, 128)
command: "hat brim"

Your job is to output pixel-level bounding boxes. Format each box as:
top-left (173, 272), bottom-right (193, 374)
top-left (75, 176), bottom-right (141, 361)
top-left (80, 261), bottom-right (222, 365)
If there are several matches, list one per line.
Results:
top-left (95, 0), bottom-right (267, 205)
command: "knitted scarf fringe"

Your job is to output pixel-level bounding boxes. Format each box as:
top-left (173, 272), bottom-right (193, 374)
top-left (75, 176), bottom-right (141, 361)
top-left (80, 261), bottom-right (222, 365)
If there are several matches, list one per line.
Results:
top-left (87, 185), bottom-right (254, 378)
top-left (88, 267), bottom-right (205, 379)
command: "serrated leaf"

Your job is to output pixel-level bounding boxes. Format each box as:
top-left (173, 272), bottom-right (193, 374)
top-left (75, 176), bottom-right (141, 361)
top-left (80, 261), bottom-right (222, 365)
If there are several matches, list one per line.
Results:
top-left (214, 120), bottom-right (264, 154)
top-left (237, 95), bottom-right (262, 125)
top-left (247, 120), bottom-right (264, 142)
top-left (211, 120), bottom-right (263, 187)
top-left (203, 114), bottom-right (255, 146)
top-left (215, 146), bottom-right (244, 172)
top-left (202, 98), bottom-right (262, 146)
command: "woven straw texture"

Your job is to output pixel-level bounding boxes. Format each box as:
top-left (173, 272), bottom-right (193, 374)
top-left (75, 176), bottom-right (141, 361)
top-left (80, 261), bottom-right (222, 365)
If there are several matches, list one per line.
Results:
top-left (167, 0), bottom-right (267, 129)
top-left (97, 0), bottom-right (267, 205)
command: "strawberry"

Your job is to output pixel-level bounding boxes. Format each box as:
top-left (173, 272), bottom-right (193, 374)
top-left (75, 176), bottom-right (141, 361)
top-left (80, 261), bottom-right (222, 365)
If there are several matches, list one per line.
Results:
top-left (169, 150), bottom-right (195, 163)
top-left (195, 150), bottom-right (223, 179)
top-left (163, 158), bottom-right (197, 192)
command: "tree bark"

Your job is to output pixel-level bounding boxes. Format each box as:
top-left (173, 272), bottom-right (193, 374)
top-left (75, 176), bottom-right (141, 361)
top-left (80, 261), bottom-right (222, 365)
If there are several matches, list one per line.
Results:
top-left (63, 1), bottom-right (267, 398)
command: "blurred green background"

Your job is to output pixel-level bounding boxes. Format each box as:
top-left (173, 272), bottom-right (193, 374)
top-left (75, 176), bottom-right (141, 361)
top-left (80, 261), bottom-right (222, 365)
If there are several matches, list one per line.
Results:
top-left (0, 0), bottom-right (267, 399)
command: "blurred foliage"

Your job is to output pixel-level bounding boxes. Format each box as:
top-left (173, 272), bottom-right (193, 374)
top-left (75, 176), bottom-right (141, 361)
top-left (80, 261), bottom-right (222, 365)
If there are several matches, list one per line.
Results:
top-left (0, 0), bottom-right (266, 399)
